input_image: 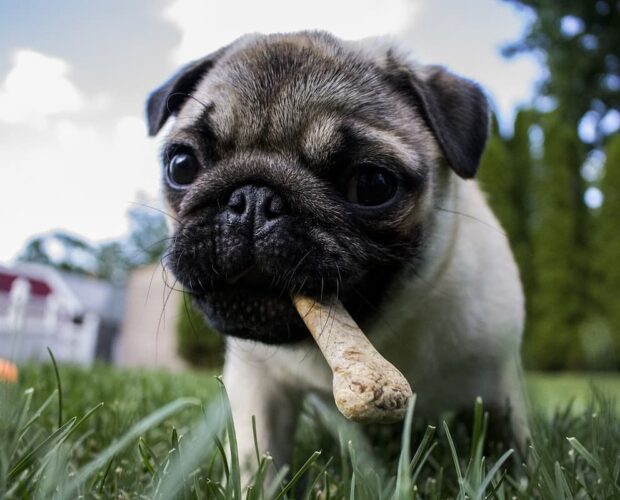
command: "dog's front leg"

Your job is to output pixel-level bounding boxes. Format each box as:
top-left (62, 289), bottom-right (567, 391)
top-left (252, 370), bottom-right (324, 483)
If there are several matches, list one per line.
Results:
top-left (497, 355), bottom-right (530, 456)
top-left (222, 348), bottom-right (300, 483)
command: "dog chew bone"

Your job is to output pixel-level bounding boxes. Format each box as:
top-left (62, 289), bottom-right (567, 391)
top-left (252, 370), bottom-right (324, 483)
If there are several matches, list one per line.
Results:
top-left (293, 295), bottom-right (412, 423)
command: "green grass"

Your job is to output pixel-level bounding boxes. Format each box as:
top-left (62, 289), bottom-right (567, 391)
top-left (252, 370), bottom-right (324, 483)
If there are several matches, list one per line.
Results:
top-left (527, 372), bottom-right (620, 414)
top-left (1, 362), bottom-right (619, 499)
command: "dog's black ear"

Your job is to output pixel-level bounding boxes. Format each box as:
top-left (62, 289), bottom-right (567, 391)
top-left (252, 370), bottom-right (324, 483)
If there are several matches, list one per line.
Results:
top-left (146, 50), bottom-right (225, 136)
top-left (388, 60), bottom-right (490, 179)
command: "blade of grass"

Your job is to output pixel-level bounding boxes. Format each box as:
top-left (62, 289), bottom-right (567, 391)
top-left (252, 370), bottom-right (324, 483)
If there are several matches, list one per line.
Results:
top-left (554, 461), bottom-right (574, 500)
top-left (213, 436), bottom-right (230, 481)
top-left (15, 389), bottom-right (58, 447)
top-left (265, 464), bottom-right (290, 499)
top-left (487, 469), bottom-right (508, 500)
top-left (138, 438), bottom-right (157, 476)
top-left (442, 421), bottom-right (463, 487)
top-left (8, 416), bottom-right (76, 481)
top-left (303, 456), bottom-right (334, 500)
top-left (46, 347), bottom-right (63, 428)
top-left (139, 436), bottom-right (161, 474)
top-left (193, 474), bottom-right (201, 500)
top-left (62, 402), bottom-right (104, 443)
top-left (566, 437), bottom-right (602, 470)
top-left (155, 401), bottom-right (227, 500)
top-left (10, 387), bottom-right (34, 453)
top-left (171, 427), bottom-right (191, 499)
top-left (394, 395), bottom-right (416, 499)
top-left (216, 378), bottom-right (241, 499)
top-left (411, 442), bottom-right (438, 486)
top-left (62, 397), bottom-right (199, 499)
top-left (410, 425), bottom-right (436, 472)
top-left (324, 471), bottom-right (330, 500)
top-left (473, 449), bottom-right (513, 500)
top-left (252, 415), bottom-right (261, 467)
top-left (274, 451), bottom-right (321, 500)
top-left (248, 454), bottom-right (273, 500)
top-left (96, 456), bottom-right (115, 494)
top-left (206, 479), bottom-right (227, 500)
top-left (469, 397), bottom-right (484, 459)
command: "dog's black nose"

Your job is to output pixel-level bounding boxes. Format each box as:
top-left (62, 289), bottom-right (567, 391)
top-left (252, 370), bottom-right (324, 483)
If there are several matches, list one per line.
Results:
top-left (225, 185), bottom-right (287, 233)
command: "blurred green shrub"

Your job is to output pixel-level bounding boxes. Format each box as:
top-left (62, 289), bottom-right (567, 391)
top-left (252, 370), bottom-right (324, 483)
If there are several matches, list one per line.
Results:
top-left (177, 294), bottom-right (224, 369)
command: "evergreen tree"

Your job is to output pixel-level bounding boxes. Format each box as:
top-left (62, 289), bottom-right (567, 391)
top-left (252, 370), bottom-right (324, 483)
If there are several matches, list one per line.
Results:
top-left (528, 114), bottom-right (585, 369)
top-left (503, 0), bottom-right (619, 370)
top-left (479, 111), bottom-right (540, 360)
top-left (17, 204), bottom-right (168, 283)
top-left (595, 134), bottom-right (620, 366)
top-left (18, 232), bottom-right (100, 276)
top-left (505, 110), bottom-right (537, 299)
top-left (503, 0), bottom-right (620, 138)
top-left (506, 111), bottom-right (538, 361)
top-left (478, 117), bottom-right (517, 239)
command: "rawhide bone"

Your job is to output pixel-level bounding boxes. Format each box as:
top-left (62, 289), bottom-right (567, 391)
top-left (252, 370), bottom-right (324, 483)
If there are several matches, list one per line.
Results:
top-left (293, 295), bottom-right (412, 423)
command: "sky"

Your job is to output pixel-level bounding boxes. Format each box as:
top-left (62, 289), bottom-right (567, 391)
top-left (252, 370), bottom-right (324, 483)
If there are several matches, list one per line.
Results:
top-left (0, 0), bottom-right (542, 263)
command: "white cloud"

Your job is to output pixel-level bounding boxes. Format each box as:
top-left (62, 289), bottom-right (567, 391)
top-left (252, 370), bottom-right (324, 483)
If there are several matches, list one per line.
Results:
top-left (0, 50), bottom-right (86, 125)
top-left (397, 0), bottom-right (542, 134)
top-left (163, 0), bottom-right (417, 63)
top-left (0, 115), bottom-right (162, 262)
top-left (0, 46), bottom-right (163, 262)
top-left (161, 0), bottom-right (539, 134)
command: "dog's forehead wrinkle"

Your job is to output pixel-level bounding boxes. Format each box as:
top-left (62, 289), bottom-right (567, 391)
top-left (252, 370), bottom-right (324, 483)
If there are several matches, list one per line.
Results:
top-left (186, 36), bottom-right (410, 148)
top-left (346, 120), bottom-right (430, 172)
top-left (301, 114), bottom-right (343, 166)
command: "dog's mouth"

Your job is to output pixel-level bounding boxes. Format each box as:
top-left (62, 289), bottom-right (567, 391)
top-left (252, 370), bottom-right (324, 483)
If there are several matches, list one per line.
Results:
top-left (180, 258), bottom-right (402, 345)
top-left (168, 220), bottom-right (405, 344)
top-left (190, 265), bottom-right (323, 344)
top-left (225, 265), bottom-right (272, 286)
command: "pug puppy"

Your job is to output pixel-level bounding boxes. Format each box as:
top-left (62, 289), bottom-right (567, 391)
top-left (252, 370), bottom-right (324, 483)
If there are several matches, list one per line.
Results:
top-left (146, 31), bottom-right (528, 471)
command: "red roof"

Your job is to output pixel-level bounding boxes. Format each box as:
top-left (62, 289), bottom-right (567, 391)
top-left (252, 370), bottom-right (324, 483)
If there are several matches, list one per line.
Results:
top-left (0, 272), bottom-right (53, 297)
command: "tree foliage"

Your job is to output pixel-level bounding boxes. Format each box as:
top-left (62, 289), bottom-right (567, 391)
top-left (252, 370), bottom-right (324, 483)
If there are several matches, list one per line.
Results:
top-left (19, 231), bottom-right (103, 277)
top-left (17, 204), bottom-right (168, 283)
top-left (479, 117), bottom-right (516, 238)
top-left (499, 0), bottom-right (619, 369)
top-left (504, 0), bottom-right (620, 138)
top-left (528, 114), bottom-right (586, 369)
top-left (593, 134), bottom-right (620, 365)
top-left (480, 111), bottom-right (538, 296)
top-left (125, 203), bottom-right (170, 267)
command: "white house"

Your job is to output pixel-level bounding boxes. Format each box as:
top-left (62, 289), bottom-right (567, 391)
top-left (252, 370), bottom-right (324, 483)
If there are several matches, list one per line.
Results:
top-left (0, 263), bottom-right (124, 365)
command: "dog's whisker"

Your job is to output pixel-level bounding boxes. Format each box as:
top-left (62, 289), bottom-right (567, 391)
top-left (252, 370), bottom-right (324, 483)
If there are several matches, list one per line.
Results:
top-left (128, 200), bottom-right (182, 224)
top-left (434, 205), bottom-right (506, 235)
top-left (350, 287), bottom-right (399, 341)
top-left (145, 259), bottom-right (164, 307)
top-left (157, 276), bottom-right (179, 343)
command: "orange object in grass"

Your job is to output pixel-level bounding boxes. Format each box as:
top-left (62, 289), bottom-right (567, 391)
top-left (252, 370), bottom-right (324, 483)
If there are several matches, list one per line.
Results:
top-left (0, 358), bottom-right (18, 383)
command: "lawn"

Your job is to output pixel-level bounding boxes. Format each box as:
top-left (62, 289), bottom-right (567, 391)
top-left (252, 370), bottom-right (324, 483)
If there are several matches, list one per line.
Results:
top-left (1, 362), bottom-right (619, 499)
top-left (527, 372), bottom-right (620, 414)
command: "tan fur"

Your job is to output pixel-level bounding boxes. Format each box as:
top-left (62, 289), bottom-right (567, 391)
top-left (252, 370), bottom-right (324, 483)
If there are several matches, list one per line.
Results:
top-left (148, 32), bottom-right (529, 481)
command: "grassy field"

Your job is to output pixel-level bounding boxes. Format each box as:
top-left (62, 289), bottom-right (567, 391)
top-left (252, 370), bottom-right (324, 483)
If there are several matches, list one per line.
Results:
top-left (527, 372), bottom-right (620, 414)
top-left (1, 362), bottom-right (619, 499)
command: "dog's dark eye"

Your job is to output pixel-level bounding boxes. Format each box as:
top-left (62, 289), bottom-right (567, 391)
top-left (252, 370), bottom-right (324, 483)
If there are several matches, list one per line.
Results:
top-left (167, 152), bottom-right (199, 187)
top-left (346, 166), bottom-right (398, 206)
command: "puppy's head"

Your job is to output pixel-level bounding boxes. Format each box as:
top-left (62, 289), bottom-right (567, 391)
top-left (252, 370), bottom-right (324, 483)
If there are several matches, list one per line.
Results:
top-left (146, 32), bottom-right (489, 344)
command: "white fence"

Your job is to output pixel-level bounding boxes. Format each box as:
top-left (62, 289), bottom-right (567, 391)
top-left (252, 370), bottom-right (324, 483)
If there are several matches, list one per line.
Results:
top-left (0, 278), bottom-right (99, 365)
